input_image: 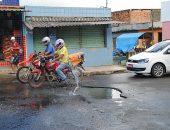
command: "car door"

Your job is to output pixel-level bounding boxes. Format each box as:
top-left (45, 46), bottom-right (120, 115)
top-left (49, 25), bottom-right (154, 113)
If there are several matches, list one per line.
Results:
top-left (163, 48), bottom-right (170, 72)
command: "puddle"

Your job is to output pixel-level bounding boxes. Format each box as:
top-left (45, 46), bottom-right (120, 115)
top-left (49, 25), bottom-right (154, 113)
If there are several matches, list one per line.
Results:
top-left (77, 86), bottom-right (122, 99)
top-left (0, 83), bottom-right (23, 95)
top-left (0, 82), bottom-right (125, 111)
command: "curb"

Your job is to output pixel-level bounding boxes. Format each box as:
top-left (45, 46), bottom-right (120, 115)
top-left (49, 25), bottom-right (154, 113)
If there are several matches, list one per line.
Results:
top-left (0, 66), bottom-right (127, 76)
top-left (83, 68), bottom-right (126, 76)
top-left (0, 66), bottom-right (16, 74)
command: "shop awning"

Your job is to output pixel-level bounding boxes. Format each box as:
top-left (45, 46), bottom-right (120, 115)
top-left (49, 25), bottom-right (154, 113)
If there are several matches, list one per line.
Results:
top-left (24, 16), bottom-right (119, 30)
top-left (0, 5), bottom-right (26, 11)
top-left (116, 32), bottom-right (145, 53)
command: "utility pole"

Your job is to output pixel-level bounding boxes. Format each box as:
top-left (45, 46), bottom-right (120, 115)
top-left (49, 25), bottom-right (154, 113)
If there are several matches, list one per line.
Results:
top-left (106, 0), bottom-right (108, 8)
top-left (151, 9), bottom-right (154, 43)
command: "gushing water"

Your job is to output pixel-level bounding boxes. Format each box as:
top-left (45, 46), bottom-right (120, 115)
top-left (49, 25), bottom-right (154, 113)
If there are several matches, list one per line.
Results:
top-left (71, 67), bottom-right (83, 94)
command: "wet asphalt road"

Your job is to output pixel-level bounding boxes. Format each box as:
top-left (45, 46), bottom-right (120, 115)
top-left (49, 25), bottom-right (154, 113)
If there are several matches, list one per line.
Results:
top-left (0, 73), bottom-right (170, 130)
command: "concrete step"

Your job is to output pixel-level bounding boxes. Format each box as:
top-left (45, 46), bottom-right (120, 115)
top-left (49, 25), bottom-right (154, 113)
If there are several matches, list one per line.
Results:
top-left (0, 66), bottom-right (17, 74)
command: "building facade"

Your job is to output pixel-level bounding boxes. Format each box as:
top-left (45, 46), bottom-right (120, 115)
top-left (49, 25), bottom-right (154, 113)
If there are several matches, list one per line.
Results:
top-left (161, 1), bottom-right (170, 40)
top-left (112, 9), bottom-right (160, 24)
top-left (24, 6), bottom-right (113, 67)
top-left (112, 9), bottom-right (162, 50)
top-left (0, 0), bottom-right (26, 66)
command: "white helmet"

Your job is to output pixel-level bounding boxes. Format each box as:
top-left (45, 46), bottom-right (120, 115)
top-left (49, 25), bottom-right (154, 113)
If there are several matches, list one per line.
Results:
top-left (10, 36), bottom-right (15, 41)
top-left (42, 36), bottom-right (50, 46)
top-left (55, 39), bottom-right (65, 49)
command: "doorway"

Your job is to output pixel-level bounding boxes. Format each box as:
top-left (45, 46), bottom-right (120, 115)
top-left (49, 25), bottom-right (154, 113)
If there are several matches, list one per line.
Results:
top-left (0, 11), bottom-right (23, 62)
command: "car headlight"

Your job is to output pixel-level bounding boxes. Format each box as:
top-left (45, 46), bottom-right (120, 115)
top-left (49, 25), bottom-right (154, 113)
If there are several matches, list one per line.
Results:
top-left (138, 58), bottom-right (149, 64)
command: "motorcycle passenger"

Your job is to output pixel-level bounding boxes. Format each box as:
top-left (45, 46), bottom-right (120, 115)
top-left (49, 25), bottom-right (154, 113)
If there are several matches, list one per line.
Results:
top-left (42, 36), bottom-right (55, 60)
top-left (54, 39), bottom-right (69, 82)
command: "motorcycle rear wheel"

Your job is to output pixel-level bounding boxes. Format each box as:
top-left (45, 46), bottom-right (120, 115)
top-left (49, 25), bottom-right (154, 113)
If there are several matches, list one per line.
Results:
top-left (28, 72), bottom-right (45, 88)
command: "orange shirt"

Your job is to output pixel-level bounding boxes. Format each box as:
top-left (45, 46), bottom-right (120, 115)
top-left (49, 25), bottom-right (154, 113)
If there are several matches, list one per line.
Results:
top-left (69, 52), bottom-right (84, 66)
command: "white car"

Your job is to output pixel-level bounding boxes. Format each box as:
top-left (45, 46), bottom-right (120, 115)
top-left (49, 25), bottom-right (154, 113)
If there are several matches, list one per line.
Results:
top-left (126, 40), bottom-right (170, 77)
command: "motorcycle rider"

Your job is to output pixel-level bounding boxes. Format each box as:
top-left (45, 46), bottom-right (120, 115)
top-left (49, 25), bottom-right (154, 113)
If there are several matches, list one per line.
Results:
top-left (53, 39), bottom-right (69, 82)
top-left (42, 36), bottom-right (55, 60)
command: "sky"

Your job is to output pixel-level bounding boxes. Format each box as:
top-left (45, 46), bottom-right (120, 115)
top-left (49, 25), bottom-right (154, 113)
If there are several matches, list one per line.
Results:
top-left (20, 0), bottom-right (166, 11)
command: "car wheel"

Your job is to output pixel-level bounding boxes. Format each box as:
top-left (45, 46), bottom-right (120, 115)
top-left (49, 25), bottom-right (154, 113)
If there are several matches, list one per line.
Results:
top-left (151, 63), bottom-right (165, 78)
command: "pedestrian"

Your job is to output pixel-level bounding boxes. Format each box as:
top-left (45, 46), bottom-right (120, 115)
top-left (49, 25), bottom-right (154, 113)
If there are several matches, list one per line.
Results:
top-left (10, 36), bottom-right (21, 72)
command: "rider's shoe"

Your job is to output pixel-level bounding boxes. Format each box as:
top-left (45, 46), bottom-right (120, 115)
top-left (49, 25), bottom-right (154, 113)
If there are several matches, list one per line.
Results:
top-left (62, 80), bottom-right (68, 85)
top-left (58, 78), bottom-right (66, 83)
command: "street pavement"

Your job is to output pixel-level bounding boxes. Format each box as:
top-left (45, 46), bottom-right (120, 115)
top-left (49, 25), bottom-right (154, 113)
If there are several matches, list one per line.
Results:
top-left (0, 72), bottom-right (170, 130)
top-left (82, 73), bottom-right (170, 130)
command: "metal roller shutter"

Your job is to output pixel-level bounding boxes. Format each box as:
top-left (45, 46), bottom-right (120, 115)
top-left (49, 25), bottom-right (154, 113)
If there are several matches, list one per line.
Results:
top-left (33, 28), bottom-right (47, 53)
top-left (81, 25), bottom-right (105, 48)
top-left (56, 27), bottom-right (80, 49)
top-left (56, 25), bottom-right (105, 49)
top-left (32, 25), bottom-right (105, 50)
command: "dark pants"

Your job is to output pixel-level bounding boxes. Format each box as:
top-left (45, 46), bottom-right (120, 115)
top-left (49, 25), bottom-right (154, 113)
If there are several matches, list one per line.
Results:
top-left (11, 54), bottom-right (19, 65)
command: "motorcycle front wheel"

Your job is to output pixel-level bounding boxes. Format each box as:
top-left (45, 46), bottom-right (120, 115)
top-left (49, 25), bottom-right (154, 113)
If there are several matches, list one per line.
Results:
top-left (16, 66), bottom-right (32, 84)
top-left (28, 72), bottom-right (45, 88)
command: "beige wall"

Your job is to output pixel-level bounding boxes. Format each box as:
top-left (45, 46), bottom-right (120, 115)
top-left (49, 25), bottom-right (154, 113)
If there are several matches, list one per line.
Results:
top-left (139, 29), bottom-right (162, 43)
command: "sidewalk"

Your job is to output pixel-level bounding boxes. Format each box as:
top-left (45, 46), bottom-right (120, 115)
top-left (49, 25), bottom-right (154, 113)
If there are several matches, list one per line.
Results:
top-left (83, 65), bottom-right (126, 76)
top-left (0, 66), bottom-right (15, 74)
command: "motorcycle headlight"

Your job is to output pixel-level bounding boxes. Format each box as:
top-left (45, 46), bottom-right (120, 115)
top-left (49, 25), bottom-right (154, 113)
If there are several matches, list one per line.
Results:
top-left (138, 58), bottom-right (149, 64)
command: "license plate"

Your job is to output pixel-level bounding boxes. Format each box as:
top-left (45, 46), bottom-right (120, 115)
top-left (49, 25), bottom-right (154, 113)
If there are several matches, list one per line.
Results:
top-left (127, 64), bottom-right (133, 68)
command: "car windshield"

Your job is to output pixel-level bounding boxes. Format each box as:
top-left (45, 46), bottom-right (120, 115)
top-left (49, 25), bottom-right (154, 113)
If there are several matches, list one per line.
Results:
top-left (145, 41), bottom-right (170, 53)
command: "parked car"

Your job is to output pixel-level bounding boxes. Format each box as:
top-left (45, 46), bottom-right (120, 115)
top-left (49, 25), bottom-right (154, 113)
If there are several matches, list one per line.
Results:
top-left (126, 40), bottom-right (170, 78)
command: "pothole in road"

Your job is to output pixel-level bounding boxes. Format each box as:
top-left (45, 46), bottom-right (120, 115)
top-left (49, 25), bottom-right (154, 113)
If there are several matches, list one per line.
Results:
top-left (0, 83), bottom-right (126, 111)
top-left (77, 86), bottom-right (125, 99)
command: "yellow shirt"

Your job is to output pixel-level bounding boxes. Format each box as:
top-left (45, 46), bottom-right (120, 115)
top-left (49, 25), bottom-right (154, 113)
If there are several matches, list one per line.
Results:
top-left (55, 46), bottom-right (69, 63)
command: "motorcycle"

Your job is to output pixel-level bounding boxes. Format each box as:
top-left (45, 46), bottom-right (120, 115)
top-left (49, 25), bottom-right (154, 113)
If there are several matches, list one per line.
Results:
top-left (28, 52), bottom-right (85, 88)
top-left (16, 52), bottom-right (39, 84)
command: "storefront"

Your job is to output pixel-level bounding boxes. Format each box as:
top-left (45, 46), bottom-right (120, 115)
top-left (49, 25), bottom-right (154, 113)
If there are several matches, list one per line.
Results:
top-left (24, 6), bottom-right (114, 67)
top-left (27, 20), bottom-right (107, 53)
top-left (32, 25), bottom-right (106, 52)
top-left (0, 0), bottom-right (25, 66)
